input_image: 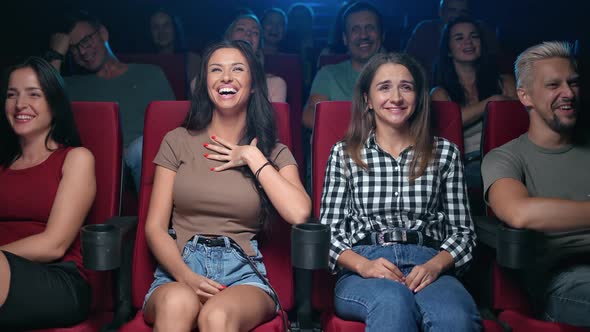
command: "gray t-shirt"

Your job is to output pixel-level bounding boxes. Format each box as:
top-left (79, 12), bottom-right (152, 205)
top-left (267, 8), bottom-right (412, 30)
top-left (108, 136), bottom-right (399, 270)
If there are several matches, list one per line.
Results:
top-left (65, 64), bottom-right (175, 147)
top-left (309, 60), bottom-right (359, 102)
top-left (481, 133), bottom-right (590, 266)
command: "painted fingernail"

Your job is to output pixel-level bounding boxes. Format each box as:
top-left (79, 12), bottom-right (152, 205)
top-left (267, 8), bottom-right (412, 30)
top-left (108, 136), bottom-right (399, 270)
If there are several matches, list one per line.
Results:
top-left (211, 135), bottom-right (216, 140)
top-left (203, 153), bottom-right (209, 157)
top-left (203, 143), bottom-right (208, 147)
top-left (210, 167), bottom-right (215, 171)
top-left (220, 285), bottom-right (227, 289)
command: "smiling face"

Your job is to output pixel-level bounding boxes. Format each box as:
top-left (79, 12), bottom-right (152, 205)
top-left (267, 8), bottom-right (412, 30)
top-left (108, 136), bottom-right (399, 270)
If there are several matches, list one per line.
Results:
top-left (5, 67), bottom-right (53, 140)
top-left (229, 17), bottom-right (261, 53)
top-left (519, 57), bottom-right (580, 133)
top-left (207, 47), bottom-right (253, 114)
top-left (150, 11), bottom-right (176, 50)
top-left (343, 10), bottom-right (382, 66)
top-left (69, 21), bottom-right (108, 72)
top-left (262, 11), bottom-right (285, 46)
top-left (448, 22), bottom-right (481, 63)
top-left (366, 63), bottom-right (417, 132)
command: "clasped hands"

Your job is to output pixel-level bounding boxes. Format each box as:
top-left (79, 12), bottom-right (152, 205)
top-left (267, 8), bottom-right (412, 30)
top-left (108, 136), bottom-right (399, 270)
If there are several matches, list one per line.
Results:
top-left (203, 135), bottom-right (258, 171)
top-left (358, 258), bottom-right (443, 293)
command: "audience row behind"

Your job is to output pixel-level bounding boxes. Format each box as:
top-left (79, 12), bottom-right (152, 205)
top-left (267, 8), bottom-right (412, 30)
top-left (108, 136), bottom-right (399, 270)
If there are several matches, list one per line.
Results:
top-left (48, 10), bottom-right (175, 191)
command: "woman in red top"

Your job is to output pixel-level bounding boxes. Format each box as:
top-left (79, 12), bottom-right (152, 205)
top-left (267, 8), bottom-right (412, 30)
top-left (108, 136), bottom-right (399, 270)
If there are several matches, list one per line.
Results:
top-left (0, 57), bottom-right (96, 330)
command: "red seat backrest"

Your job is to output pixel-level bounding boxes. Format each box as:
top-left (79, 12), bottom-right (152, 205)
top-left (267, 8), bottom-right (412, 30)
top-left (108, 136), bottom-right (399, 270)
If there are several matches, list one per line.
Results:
top-left (264, 53), bottom-right (304, 177)
top-left (431, 101), bottom-right (465, 154)
top-left (311, 101), bottom-right (352, 218)
top-left (72, 101), bottom-right (123, 312)
top-left (311, 100), bottom-right (465, 218)
top-left (482, 100), bottom-right (529, 156)
top-left (317, 54), bottom-right (350, 69)
top-left (131, 101), bottom-right (294, 311)
top-left (72, 102), bottom-right (122, 224)
top-left (481, 100), bottom-right (529, 217)
top-left (311, 100), bottom-right (465, 311)
top-left (118, 54), bottom-right (187, 100)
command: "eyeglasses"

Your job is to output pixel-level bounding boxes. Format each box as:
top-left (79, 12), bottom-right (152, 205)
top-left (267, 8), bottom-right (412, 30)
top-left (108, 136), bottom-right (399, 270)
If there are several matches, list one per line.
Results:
top-left (70, 30), bottom-right (99, 54)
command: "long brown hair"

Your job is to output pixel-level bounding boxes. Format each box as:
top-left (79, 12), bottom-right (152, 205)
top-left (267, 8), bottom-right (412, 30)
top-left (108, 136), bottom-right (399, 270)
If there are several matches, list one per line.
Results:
top-left (344, 52), bottom-right (433, 181)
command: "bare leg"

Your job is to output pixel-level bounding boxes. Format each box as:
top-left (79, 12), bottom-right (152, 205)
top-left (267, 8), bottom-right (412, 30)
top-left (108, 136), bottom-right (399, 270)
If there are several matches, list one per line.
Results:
top-left (143, 282), bottom-right (201, 332)
top-left (198, 285), bottom-right (275, 332)
top-left (0, 252), bottom-right (11, 306)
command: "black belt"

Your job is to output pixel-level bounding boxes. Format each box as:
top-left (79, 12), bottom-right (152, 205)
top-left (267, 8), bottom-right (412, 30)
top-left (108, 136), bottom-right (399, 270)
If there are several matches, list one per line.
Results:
top-left (195, 236), bottom-right (228, 247)
top-left (356, 230), bottom-right (441, 249)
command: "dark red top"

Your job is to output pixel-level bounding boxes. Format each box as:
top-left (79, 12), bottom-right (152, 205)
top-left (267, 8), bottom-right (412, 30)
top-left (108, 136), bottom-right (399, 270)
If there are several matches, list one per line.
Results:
top-left (0, 147), bottom-right (87, 281)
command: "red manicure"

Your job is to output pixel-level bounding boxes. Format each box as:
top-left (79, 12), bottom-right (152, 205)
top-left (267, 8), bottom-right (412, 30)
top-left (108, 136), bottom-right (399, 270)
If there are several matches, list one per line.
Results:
top-left (210, 167), bottom-right (215, 171)
top-left (220, 285), bottom-right (227, 289)
top-left (203, 153), bottom-right (209, 157)
top-left (203, 143), bottom-right (208, 147)
top-left (211, 135), bottom-right (216, 140)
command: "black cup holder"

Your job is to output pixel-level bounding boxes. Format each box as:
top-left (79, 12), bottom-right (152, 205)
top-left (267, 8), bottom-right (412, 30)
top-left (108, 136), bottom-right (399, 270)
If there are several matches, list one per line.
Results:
top-left (496, 223), bottom-right (537, 269)
top-left (291, 223), bottom-right (330, 271)
top-left (81, 224), bottom-right (122, 271)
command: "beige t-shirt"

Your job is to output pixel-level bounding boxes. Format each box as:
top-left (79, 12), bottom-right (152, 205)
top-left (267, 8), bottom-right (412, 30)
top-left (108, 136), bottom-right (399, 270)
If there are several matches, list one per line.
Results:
top-left (154, 127), bottom-right (296, 256)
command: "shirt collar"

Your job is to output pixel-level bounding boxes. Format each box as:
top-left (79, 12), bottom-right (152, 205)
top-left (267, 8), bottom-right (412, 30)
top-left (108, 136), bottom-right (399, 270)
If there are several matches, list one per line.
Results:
top-left (365, 131), bottom-right (415, 158)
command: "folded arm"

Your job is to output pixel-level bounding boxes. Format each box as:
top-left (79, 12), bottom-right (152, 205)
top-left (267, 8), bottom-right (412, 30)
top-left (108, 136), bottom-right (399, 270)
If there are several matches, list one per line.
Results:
top-left (488, 178), bottom-right (590, 231)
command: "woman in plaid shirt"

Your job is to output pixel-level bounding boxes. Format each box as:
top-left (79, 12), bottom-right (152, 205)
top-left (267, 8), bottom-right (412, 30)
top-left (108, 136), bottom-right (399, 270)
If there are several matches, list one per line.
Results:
top-left (320, 52), bottom-right (481, 331)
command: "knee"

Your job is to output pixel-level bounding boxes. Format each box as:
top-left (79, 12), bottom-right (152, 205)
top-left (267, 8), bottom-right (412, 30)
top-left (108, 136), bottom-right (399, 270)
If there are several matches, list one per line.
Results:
top-left (424, 302), bottom-right (481, 331)
top-left (371, 284), bottom-right (415, 312)
top-left (197, 304), bottom-right (234, 331)
top-left (155, 287), bottom-right (200, 322)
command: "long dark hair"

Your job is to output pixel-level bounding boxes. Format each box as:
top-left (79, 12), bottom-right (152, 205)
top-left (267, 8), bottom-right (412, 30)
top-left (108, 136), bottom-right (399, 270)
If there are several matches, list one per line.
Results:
top-left (434, 16), bottom-right (502, 105)
top-left (183, 40), bottom-right (278, 229)
top-left (345, 52), bottom-right (433, 181)
top-left (0, 56), bottom-right (81, 168)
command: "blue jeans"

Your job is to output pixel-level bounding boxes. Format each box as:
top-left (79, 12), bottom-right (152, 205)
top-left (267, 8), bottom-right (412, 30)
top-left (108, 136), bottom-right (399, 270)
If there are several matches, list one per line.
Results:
top-left (539, 264), bottom-right (590, 327)
top-left (124, 136), bottom-right (143, 192)
top-left (143, 236), bottom-right (275, 311)
top-left (334, 244), bottom-right (481, 332)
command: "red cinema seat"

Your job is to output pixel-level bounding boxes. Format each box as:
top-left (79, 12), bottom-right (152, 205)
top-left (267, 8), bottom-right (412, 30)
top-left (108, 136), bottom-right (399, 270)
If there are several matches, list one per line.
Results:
top-left (5, 102), bottom-right (123, 332)
top-left (265, 54), bottom-right (305, 177)
top-left (118, 54), bottom-right (187, 100)
top-left (481, 100), bottom-right (590, 332)
top-left (119, 101), bottom-right (294, 332)
top-left (310, 100), bottom-right (503, 332)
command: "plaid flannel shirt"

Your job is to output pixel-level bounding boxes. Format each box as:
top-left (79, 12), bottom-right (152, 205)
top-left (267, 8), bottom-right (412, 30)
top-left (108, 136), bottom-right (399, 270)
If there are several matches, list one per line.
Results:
top-left (320, 133), bottom-right (476, 273)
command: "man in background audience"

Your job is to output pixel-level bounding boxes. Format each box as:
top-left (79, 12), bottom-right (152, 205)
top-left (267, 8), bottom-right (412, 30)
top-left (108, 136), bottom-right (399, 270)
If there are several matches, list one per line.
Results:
top-left (482, 41), bottom-right (590, 328)
top-left (302, 1), bottom-right (383, 129)
top-left (46, 11), bottom-right (175, 191)
top-left (405, 0), bottom-right (499, 79)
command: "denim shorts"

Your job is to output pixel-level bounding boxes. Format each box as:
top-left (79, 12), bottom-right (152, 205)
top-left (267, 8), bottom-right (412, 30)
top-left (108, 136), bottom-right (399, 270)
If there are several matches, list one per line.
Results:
top-left (143, 235), bottom-right (275, 310)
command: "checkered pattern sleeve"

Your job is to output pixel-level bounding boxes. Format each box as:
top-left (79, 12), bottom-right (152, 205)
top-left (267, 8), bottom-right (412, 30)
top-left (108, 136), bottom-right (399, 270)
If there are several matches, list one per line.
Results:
top-left (319, 142), bottom-right (351, 272)
top-left (438, 140), bottom-right (477, 271)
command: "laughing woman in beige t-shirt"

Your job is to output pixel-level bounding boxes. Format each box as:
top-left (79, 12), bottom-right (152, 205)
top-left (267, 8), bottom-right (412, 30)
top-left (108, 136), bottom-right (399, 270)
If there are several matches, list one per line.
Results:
top-left (143, 40), bottom-right (311, 332)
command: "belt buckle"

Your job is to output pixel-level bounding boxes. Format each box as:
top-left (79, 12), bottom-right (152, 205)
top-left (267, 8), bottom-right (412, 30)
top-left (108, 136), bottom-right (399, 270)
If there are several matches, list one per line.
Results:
top-left (401, 230), bottom-right (407, 242)
top-left (377, 233), bottom-right (385, 245)
top-left (378, 232), bottom-right (394, 246)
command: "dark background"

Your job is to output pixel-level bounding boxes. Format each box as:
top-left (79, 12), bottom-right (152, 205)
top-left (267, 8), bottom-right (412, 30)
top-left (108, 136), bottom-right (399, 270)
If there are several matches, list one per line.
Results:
top-left (1, 0), bottom-right (587, 59)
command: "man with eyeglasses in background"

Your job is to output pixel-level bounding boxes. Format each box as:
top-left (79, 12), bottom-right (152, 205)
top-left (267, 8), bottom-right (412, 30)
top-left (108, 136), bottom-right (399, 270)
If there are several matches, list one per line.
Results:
top-left (46, 10), bottom-right (175, 192)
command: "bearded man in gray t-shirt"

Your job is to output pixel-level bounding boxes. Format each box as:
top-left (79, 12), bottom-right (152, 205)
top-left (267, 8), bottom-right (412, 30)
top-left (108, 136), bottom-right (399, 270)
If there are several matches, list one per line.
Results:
top-left (482, 41), bottom-right (590, 328)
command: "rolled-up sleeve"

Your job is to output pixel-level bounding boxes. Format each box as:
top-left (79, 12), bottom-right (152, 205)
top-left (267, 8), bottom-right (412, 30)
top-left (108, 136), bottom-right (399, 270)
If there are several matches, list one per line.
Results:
top-left (440, 144), bottom-right (477, 273)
